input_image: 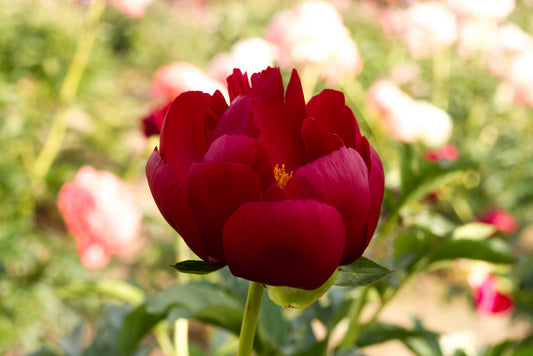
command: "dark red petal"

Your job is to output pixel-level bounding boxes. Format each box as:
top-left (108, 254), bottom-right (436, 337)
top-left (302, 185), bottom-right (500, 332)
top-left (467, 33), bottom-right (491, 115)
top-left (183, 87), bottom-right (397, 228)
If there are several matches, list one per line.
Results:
top-left (160, 91), bottom-right (213, 189)
top-left (306, 89), bottom-right (358, 149)
top-left (250, 68), bottom-right (307, 171)
top-left (204, 90), bottom-right (229, 144)
top-left (286, 147), bottom-right (371, 263)
top-left (223, 200), bottom-right (345, 290)
top-left (145, 149), bottom-right (209, 262)
top-left (227, 69), bottom-right (252, 102)
top-left (211, 96), bottom-right (259, 141)
top-left (187, 161), bottom-right (261, 263)
top-left (203, 134), bottom-right (275, 191)
top-left (301, 117), bottom-right (344, 161)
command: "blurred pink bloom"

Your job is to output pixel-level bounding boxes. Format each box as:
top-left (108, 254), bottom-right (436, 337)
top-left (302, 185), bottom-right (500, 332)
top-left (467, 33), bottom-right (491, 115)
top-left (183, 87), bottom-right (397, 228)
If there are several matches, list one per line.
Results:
top-left (424, 144), bottom-right (459, 162)
top-left (58, 166), bottom-right (141, 269)
top-left (469, 273), bottom-right (513, 315)
top-left (208, 38), bottom-right (275, 84)
top-left (152, 62), bottom-right (227, 100)
top-left (265, 1), bottom-right (363, 84)
top-left (381, 2), bottom-right (458, 59)
top-left (478, 208), bottom-right (518, 235)
top-left (367, 79), bottom-right (453, 147)
top-left (485, 24), bottom-right (533, 78)
top-left (141, 101), bottom-right (171, 137)
top-left (445, 0), bottom-right (515, 21)
top-left (506, 52), bottom-right (533, 107)
top-left (108, 0), bottom-right (153, 18)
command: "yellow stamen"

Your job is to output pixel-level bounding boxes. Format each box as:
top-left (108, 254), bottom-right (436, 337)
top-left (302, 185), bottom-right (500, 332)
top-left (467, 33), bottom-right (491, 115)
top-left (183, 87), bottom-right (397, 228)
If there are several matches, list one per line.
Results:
top-left (274, 164), bottom-right (293, 189)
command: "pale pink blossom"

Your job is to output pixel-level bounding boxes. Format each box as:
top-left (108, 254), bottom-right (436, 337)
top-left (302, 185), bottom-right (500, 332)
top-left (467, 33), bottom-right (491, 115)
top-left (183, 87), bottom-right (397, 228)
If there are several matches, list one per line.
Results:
top-left (505, 51), bottom-right (533, 107)
top-left (152, 62), bottom-right (227, 100)
top-left (265, 1), bottom-right (363, 84)
top-left (367, 79), bottom-right (453, 147)
top-left (381, 2), bottom-right (458, 59)
top-left (108, 0), bottom-right (153, 18)
top-left (456, 19), bottom-right (499, 58)
top-left (485, 24), bottom-right (533, 78)
top-left (445, 0), bottom-right (515, 22)
top-left (58, 166), bottom-right (141, 269)
top-left (207, 38), bottom-right (275, 83)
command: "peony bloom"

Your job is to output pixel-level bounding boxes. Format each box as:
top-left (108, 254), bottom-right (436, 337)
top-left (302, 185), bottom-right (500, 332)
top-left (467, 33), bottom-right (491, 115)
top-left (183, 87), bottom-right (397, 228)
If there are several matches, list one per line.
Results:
top-left (58, 166), bottom-right (141, 269)
top-left (469, 273), bottom-right (513, 314)
top-left (445, 0), bottom-right (515, 21)
top-left (367, 79), bottom-right (453, 147)
top-left (478, 208), bottom-right (518, 235)
top-left (141, 101), bottom-right (172, 137)
top-left (265, 1), bottom-right (363, 85)
top-left (381, 2), bottom-right (458, 59)
top-left (424, 144), bottom-right (459, 162)
top-left (485, 24), bottom-right (533, 78)
top-left (146, 67), bottom-right (384, 290)
top-left (208, 38), bottom-right (276, 84)
top-left (108, 0), bottom-right (154, 18)
top-left (152, 62), bottom-right (227, 101)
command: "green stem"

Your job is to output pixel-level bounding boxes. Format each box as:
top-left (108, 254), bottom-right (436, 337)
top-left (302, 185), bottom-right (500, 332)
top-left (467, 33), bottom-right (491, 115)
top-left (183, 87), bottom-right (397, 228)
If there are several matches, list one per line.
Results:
top-left (238, 281), bottom-right (264, 356)
top-left (174, 318), bottom-right (189, 356)
top-left (30, 0), bottom-right (105, 185)
top-left (338, 286), bottom-right (369, 350)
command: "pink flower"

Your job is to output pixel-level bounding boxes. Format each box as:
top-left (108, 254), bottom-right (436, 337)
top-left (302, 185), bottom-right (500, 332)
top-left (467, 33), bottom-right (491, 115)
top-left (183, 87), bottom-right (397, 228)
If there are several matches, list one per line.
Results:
top-left (469, 274), bottom-right (513, 315)
top-left (207, 38), bottom-right (276, 84)
top-left (478, 209), bottom-right (518, 235)
top-left (152, 62), bottom-right (227, 101)
top-left (506, 52), bottom-right (533, 107)
top-left (445, 0), bottom-right (515, 22)
top-left (485, 24), bottom-right (533, 78)
top-left (265, 1), bottom-right (363, 84)
top-left (367, 79), bottom-right (453, 147)
top-left (58, 166), bottom-right (141, 269)
top-left (381, 2), bottom-right (458, 59)
top-left (424, 144), bottom-right (459, 162)
top-left (108, 0), bottom-right (154, 18)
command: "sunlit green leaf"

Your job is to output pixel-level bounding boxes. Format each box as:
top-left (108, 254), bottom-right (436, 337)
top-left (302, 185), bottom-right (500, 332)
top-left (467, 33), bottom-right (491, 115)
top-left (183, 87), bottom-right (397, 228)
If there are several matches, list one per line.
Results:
top-left (429, 238), bottom-right (516, 264)
top-left (335, 257), bottom-right (393, 287)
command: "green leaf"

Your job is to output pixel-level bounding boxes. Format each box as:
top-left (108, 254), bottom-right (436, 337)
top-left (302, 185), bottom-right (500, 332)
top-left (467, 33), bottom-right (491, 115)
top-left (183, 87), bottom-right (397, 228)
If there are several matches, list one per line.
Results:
top-left (170, 260), bottom-right (222, 275)
top-left (429, 238), bottom-right (516, 264)
top-left (335, 257), bottom-right (393, 287)
top-left (452, 222), bottom-right (496, 240)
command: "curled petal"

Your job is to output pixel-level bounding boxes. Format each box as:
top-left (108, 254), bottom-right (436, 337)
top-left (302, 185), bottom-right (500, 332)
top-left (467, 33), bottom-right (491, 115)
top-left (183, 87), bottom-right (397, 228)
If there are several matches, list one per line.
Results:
top-left (250, 67), bottom-right (307, 171)
top-left (203, 135), bottom-right (275, 191)
top-left (306, 89), bottom-right (360, 149)
top-left (301, 117), bottom-right (344, 161)
top-left (223, 200), bottom-right (345, 290)
top-left (211, 96), bottom-right (259, 141)
top-left (146, 149), bottom-right (208, 262)
top-left (187, 161), bottom-right (261, 263)
top-left (160, 91), bottom-right (213, 189)
top-left (287, 147), bottom-right (371, 263)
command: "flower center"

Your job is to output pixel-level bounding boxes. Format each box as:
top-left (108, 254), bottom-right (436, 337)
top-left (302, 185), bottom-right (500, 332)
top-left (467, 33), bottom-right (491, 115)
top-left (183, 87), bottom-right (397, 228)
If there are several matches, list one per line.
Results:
top-left (273, 164), bottom-right (293, 189)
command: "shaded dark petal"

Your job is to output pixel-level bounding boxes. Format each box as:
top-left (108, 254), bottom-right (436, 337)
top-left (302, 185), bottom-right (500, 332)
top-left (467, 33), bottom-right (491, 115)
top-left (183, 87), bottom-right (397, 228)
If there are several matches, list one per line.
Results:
top-left (160, 91), bottom-right (213, 189)
top-left (223, 200), bottom-right (345, 290)
top-left (203, 134), bottom-right (275, 191)
top-left (301, 117), bottom-right (344, 161)
top-left (204, 90), bottom-right (229, 144)
top-left (187, 161), bottom-right (261, 263)
top-left (306, 89), bottom-right (357, 149)
top-left (287, 147), bottom-right (371, 263)
top-left (227, 68), bottom-right (252, 102)
top-left (145, 149), bottom-right (209, 263)
top-left (211, 96), bottom-right (259, 141)
top-left (250, 67), bottom-right (307, 171)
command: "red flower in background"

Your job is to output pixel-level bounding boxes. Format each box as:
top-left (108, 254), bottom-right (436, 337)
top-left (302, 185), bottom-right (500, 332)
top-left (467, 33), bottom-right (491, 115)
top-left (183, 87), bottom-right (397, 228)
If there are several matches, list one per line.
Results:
top-left (424, 144), bottom-right (459, 162)
top-left (146, 67), bottom-right (384, 290)
top-left (478, 208), bottom-right (518, 235)
top-left (58, 166), bottom-right (141, 269)
top-left (142, 101), bottom-right (171, 137)
top-left (471, 274), bottom-right (513, 314)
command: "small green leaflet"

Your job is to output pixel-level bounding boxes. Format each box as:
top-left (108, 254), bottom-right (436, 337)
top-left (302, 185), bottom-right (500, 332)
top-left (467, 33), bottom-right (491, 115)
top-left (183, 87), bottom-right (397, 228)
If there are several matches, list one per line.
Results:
top-left (170, 260), bottom-right (221, 275)
top-left (335, 257), bottom-right (393, 287)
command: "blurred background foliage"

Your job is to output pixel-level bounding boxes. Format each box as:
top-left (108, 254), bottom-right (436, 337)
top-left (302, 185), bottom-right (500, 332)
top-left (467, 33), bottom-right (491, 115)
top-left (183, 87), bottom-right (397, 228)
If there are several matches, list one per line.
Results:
top-left (1, 0), bottom-right (533, 355)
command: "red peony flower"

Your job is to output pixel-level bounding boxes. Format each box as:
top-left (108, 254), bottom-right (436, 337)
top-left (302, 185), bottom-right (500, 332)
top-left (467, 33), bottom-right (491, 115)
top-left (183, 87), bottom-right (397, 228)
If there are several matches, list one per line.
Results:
top-left (141, 101), bottom-right (172, 137)
top-left (471, 274), bottom-right (513, 314)
top-left (58, 166), bottom-right (141, 269)
top-left (146, 67), bottom-right (384, 290)
top-left (478, 208), bottom-right (518, 235)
